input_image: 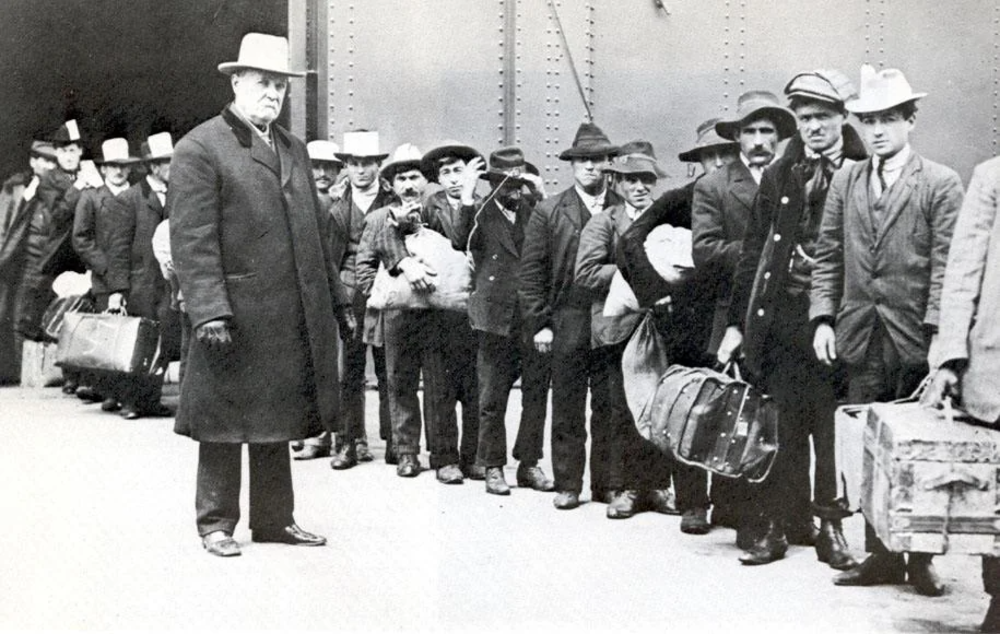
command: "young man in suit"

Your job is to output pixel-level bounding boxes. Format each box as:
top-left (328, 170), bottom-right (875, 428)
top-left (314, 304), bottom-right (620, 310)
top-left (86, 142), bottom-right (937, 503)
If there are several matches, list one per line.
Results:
top-left (810, 66), bottom-right (964, 595)
top-left (465, 147), bottom-right (553, 495)
top-left (519, 122), bottom-right (620, 510)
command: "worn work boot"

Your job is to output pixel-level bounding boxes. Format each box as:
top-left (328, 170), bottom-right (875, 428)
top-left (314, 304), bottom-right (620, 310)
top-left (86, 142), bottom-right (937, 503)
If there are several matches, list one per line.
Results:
top-left (680, 507), bottom-right (711, 535)
top-left (553, 491), bottom-right (580, 510)
top-left (293, 444), bottom-right (331, 461)
top-left (396, 453), bottom-right (421, 478)
top-left (786, 518), bottom-right (820, 547)
top-left (355, 438), bottom-right (375, 462)
top-left (485, 467), bottom-right (511, 496)
top-left (647, 488), bottom-right (678, 515)
top-left (833, 552), bottom-right (906, 586)
top-left (516, 462), bottom-right (555, 492)
top-left (816, 519), bottom-right (858, 570)
top-left (607, 490), bottom-right (640, 519)
top-left (739, 519), bottom-right (788, 565)
top-left (907, 553), bottom-right (945, 597)
top-left (329, 443), bottom-right (358, 470)
top-left (436, 464), bottom-right (465, 484)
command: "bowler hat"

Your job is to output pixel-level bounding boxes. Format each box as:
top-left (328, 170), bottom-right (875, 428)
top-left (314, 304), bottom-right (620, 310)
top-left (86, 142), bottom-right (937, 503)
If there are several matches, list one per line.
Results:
top-left (420, 141), bottom-right (481, 183)
top-left (381, 144), bottom-right (426, 182)
top-left (785, 69), bottom-right (857, 106)
top-left (678, 118), bottom-right (739, 162)
top-left (47, 119), bottom-right (82, 146)
top-left (30, 140), bottom-right (57, 160)
top-left (95, 138), bottom-right (140, 165)
top-left (143, 132), bottom-right (174, 162)
top-left (479, 146), bottom-right (539, 185)
top-left (218, 33), bottom-right (305, 77)
top-left (335, 130), bottom-right (389, 162)
top-left (845, 65), bottom-right (927, 114)
top-left (715, 91), bottom-right (797, 141)
top-left (558, 122), bottom-right (620, 160)
top-left (307, 140), bottom-right (344, 165)
top-left (605, 140), bottom-right (666, 178)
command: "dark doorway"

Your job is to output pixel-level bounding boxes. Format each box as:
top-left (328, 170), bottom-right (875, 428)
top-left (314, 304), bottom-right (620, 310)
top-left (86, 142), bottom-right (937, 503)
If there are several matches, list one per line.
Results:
top-left (0, 0), bottom-right (287, 178)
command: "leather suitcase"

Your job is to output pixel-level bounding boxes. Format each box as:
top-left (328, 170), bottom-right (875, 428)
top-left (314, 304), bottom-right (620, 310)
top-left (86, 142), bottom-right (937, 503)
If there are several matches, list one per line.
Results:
top-left (20, 340), bottom-right (63, 387)
top-left (639, 364), bottom-right (779, 482)
top-left (41, 294), bottom-right (94, 342)
top-left (863, 401), bottom-right (1000, 554)
top-left (835, 404), bottom-right (868, 513)
top-left (55, 312), bottom-right (160, 375)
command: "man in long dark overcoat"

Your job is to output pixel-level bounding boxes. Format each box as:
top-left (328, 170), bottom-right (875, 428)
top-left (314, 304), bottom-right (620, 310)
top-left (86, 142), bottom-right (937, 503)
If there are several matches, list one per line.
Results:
top-left (169, 33), bottom-right (353, 558)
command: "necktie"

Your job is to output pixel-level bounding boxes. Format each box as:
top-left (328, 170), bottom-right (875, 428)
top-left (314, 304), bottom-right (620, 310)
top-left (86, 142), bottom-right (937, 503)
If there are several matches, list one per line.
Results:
top-left (876, 160), bottom-right (888, 197)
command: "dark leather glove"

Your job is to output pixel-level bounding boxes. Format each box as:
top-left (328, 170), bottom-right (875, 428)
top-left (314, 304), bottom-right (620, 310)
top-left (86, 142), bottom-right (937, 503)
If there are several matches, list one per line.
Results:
top-left (338, 307), bottom-right (357, 341)
top-left (195, 319), bottom-right (233, 350)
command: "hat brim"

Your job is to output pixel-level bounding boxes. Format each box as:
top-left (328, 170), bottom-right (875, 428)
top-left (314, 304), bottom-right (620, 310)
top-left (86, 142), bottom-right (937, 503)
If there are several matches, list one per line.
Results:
top-left (604, 164), bottom-right (667, 179)
top-left (715, 107), bottom-right (798, 141)
top-left (845, 93), bottom-right (926, 115)
top-left (334, 153), bottom-right (389, 163)
top-left (381, 160), bottom-right (427, 182)
top-left (217, 62), bottom-right (306, 78)
top-left (558, 144), bottom-right (621, 161)
top-left (144, 153), bottom-right (174, 162)
top-left (95, 157), bottom-right (142, 166)
top-left (309, 156), bottom-right (344, 166)
top-left (420, 145), bottom-right (481, 182)
top-left (479, 161), bottom-right (539, 184)
top-left (678, 141), bottom-right (739, 163)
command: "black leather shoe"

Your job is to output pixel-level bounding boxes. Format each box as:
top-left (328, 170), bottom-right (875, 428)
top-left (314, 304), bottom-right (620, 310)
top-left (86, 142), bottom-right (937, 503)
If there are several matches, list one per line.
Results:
top-left (681, 507), bottom-right (712, 535)
top-left (101, 398), bottom-right (121, 412)
top-left (462, 463), bottom-right (486, 481)
top-left (485, 467), bottom-right (511, 495)
top-left (739, 521), bottom-right (788, 565)
top-left (436, 464), bottom-right (464, 484)
top-left (647, 488), bottom-right (678, 515)
top-left (787, 519), bottom-right (820, 546)
top-left (607, 490), bottom-right (641, 519)
top-left (202, 531), bottom-right (241, 557)
top-left (355, 439), bottom-right (375, 462)
top-left (737, 516), bottom-right (768, 551)
top-left (76, 386), bottom-right (101, 402)
top-left (292, 444), bottom-right (331, 461)
top-left (982, 596), bottom-right (1000, 633)
top-left (251, 523), bottom-right (326, 546)
top-left (590, 488), bottom-right (613, 504)
top-left (833, 553), bottom-right (906, 586)
top-left (62, 380), bottom-right (79, 395)
top-left (121, 407), bottom-right (140, 420)
top-left (516, 463), bottom-right (555, 492)
top-left (553, 491), bottom-right (580, 510)
top-left (141, 403), bottom-right (173, 418)
top-left (816, 519), bottom-right (858, 570)
top-left (330, 444), bottom-right (358, 470)
top-left (396, 453), bottom-right (421, 478)
top-left (907, 553), bottom-right (945, 597)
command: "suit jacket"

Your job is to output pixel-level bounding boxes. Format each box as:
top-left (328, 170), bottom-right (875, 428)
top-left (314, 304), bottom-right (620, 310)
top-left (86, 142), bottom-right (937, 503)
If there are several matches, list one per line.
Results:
top-left (36, 167), bottom-right (86, 275)
top-left (574, 202), bottom-right (642, 347)
top-left (109, 178), bottom-right (168, 318)
top-left (692, 159), bottom-right (760, 352)
top-left (729, 128), bottom-right (868, 377)
top-left (932, 157), bottom-right (1000, 422)
top-left (518, 185), bottom-right (621, 351)
top-left (467, 197), bottom-right (532, 337)
top-left (169, 105), bottom-right (346, 443)
top-left (72, 184), bottom-right (130, 295)
top-left (810, 150), bottom-right (964, 366)
top-left (329, 183), bottom-right (396, 303)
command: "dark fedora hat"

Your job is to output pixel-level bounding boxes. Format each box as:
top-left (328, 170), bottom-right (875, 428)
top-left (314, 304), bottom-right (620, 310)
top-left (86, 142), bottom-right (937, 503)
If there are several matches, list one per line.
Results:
top-left (558, 122), bottom-right (620, 161)
top-left (715, 91), bottom-right (797, 141)
top-left (479, 146), bottom-right (539, 185)
top-left (678, 118), bottom-right (739, 162)
top-left (420, 140), bottom-right (481, 183)
top-left (605, 140), bottom-right (666, 178)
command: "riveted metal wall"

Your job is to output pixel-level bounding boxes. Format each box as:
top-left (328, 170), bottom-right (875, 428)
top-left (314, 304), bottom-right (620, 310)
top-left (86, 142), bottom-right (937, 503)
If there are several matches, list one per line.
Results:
top-left (312, 0), bottom-right (998, 191)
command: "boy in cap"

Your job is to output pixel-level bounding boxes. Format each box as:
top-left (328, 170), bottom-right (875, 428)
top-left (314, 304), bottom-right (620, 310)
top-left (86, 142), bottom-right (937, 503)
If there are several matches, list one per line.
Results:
top-left (810, 66), bottom-right (964, 593)
top-left (327, 130), bottom-right (396, 466)
top-left (719, 70), bottom-right (869, 566)
top-left (519, 121), bottom-right (621, 510)
top-left (464, 147), bottom-right (554, 495)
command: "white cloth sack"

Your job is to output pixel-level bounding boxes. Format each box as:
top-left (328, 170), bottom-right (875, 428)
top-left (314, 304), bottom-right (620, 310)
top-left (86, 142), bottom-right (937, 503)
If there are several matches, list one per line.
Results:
top-left (368, 227), bottom-right (471, 312)
top-left (603, 270), bottom-right (640, 317)
top-left (645, 224), bottom-right (694, 284)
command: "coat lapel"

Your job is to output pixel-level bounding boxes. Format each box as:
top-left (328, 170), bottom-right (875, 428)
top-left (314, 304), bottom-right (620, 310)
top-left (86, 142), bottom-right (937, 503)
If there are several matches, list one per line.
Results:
top-left (483, 202), bottom-right (519, 256)
top-left (729, 161), bottom-right (756, 211)
top-left (874, 153), bottom-right (920, 249)
top-left (559, 189), bottom-right (588, 230)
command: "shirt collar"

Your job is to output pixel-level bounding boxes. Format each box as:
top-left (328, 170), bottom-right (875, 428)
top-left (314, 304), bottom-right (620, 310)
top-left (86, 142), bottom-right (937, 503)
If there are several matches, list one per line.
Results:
top-left (353, 182), bottom-right (379, 213)
top-left (873, 143), bottom-right (911, 174)
top-left (624, 201), bottom-right (648, 221)
top-left (146, 174), bottom-right (167, 193)
top-left (739, 153), bottom-right (771, 184)
top-left (804, 136), bottom-right (845, 166)
top-left (574, 184), bottom-right (607, 213)
top-left (230, 102), bottom-right (272, 144)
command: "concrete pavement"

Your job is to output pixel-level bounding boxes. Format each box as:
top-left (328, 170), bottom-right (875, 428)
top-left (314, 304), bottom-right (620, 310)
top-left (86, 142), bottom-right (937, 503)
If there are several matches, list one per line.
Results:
top-left (0, 385), bottom-right (989, 632)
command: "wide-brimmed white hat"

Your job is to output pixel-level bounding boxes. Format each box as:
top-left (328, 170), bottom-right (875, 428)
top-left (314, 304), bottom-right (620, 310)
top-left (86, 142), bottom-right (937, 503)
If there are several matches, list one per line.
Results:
top-left (335, 130), bottom-right (389, 162)
top-left (96, 138), bottom-right (140, 165)
top-left (143, 132), bottom-right (174, 161)
top-left (381, 144), bottom-right (426, 182)
top-left (218, 33), bottom-right (305, 78)
top-left (846, 65), bottom-right (927, 114)
top-left (307, 140), bottom-right (344, 165)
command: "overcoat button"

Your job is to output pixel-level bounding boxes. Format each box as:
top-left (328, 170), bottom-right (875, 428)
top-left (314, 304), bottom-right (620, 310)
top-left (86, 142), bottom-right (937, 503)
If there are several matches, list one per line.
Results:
top-left (489, 275), bottom-right (495, 281)
top-left (780, 196), bottom-right (789, 204)
top-left (773, 234), bottom-right (782, 242)
top-left (763, 271), bottom-right (771, 280)
top-left (757, 308), bottom-right (765, 316)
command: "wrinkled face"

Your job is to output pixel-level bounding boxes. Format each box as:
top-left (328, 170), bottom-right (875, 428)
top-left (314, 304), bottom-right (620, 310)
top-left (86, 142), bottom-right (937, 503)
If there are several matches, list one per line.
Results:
top-left (311, 160), bottom-right (341, 193)
top-left (55, 142), bottom-right (82, 172)
top-left (437, 157), bottom-right (466, 199)
top-left (100, 163), bottom-right (131, 188)
top-left (795, 101), bottom-right (845, 154)
top-left (231, 69), bottom-right (287, 126)
top-left (392, 168), bottom-right (427, 204)
top-left (29, 154), bottom-right (56, 178)
top-left (571, 155), bottom-right (612, 190)
top-left (345, 157), bottom-right (380, 190)
top-left (858, 108), bottom-right (914, 158)
top-left (149, 159), bottom-right (171, 184)
top-left (698, 146), bottom-right (739, 176)
top-left (738, 117), bottom-right (779, 167)
top-left (619, 173), bottom-right (656, 210)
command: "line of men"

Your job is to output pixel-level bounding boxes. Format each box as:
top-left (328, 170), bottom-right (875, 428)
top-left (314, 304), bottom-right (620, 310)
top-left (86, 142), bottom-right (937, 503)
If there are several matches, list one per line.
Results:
top-left (0, 122), bottom-right (179, 419)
